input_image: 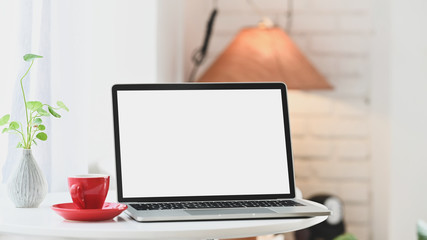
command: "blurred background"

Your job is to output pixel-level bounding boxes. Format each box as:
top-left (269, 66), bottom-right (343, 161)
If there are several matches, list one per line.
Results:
top-left (0, 0), bottom-right (426, 239)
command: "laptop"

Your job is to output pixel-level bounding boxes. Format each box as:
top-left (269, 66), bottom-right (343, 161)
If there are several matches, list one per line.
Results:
top-left (112, 82), bottom-right (330, 222)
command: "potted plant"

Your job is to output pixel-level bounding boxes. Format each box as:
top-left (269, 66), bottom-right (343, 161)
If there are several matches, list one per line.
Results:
top-left (0, 54), bottom-right (68, 208)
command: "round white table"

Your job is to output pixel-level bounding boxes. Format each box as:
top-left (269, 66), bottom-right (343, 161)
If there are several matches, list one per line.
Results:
top-left (0, 191), bottom-right (328, 240)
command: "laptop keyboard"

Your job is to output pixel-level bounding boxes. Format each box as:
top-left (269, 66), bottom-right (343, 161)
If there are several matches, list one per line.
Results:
top-left (130, 200), bottom-right (304, 211)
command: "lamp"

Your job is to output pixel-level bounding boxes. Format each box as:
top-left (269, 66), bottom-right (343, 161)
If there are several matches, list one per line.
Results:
top-left (197, 26), bottom-right (332, 90)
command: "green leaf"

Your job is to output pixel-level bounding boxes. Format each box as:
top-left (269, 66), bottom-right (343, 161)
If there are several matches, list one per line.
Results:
top-left (333, 233), bottom-right (357, 240)
top-left (27, 101), bottom-right (43, 111)
top-left (2, 128), bottom-right (9, 133)
top-left (16, 142), bottom-right (23, 148)
top-left (0, 114), bottom-right (10, 126)
top-left (9, 121), bottom-right (19, 130)
top-left (34, 118), bottom-right (42, 124)
top-left (38, 124), bottom-right (46, 131)
top-left (48, 106), bottom-right (61, 118)
top-left (36, 132), bottom-right (47, 141)
top-left (57, 101), bottom-right (69, 112)
top-left (23, 54), bottom-right (43, 62)
top-left (37, 108), bottom-right (50, 116)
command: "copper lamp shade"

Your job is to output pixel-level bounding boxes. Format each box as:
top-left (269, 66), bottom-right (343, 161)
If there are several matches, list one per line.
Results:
top-left (197, 27), bottom-right (332, 89)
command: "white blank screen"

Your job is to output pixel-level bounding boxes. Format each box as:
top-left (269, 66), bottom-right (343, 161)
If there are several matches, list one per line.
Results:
top-left (117, 89), bottom-right (291, 198)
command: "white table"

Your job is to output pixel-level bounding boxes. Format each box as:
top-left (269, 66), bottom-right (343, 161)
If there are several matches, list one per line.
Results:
top-left (0, 191), bottom-right (328, 240)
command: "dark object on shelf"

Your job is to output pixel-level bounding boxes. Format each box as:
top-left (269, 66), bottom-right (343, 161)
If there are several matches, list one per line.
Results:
top-left (295, 194), bottom-right (345, 240)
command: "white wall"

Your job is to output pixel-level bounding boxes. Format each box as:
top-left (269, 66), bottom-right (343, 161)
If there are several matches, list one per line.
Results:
top-left (157, 0), bottom-right (184, 82)
top-left (370, 0), bottom-right (391, 238)
top-left (371, 0), bottom-right (427, 238)
top-left (388, 0), bottom-right (427, 238)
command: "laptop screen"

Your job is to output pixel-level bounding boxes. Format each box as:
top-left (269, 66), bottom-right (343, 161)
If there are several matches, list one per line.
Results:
top-left (112, 83), bottom-right (295, 202)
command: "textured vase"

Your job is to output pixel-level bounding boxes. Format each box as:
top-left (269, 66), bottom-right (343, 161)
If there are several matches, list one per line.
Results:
top-left (7, 149), bottom-right (48, 208)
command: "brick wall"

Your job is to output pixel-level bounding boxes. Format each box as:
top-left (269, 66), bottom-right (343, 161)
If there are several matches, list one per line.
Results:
top-left (185, 0), bottom-right (373, 239)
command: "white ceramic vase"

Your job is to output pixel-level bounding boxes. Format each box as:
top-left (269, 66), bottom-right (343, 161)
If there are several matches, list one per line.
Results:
top-left (7, 149), bottom-right (48, 208)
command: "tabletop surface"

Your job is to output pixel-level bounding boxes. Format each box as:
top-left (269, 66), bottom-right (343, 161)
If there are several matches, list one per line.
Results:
top-left (0, 190), bottom-right (328, 240)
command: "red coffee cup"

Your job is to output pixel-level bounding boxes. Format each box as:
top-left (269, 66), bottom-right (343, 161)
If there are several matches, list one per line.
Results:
top-left (68, 174), bottom-right (110, 209)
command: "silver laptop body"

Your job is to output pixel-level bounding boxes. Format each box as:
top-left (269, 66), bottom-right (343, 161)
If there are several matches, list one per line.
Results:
top-left (112, 83), bottom-right (330, 222)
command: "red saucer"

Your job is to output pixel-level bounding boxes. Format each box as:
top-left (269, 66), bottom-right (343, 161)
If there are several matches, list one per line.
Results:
top-left (51, 202), bottom-right (128, 221)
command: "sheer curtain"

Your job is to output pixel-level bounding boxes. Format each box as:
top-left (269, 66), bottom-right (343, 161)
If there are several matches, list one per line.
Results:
top-left (2, 0), bottom-right (56, 186)
top-left (1, 0), bottom-right (94, 190)
top-left (1, 0), bottom-right (83, 190)
top-left (1, 0), bottom-right (159, 191)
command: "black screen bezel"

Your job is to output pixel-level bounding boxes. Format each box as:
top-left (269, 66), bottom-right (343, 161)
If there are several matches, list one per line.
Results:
top-left (112, 82), bottom-right (296, 202)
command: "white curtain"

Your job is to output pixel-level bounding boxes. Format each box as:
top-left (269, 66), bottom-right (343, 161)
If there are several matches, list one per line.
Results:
top-left (2, 0), bottom-right (52, 184)
top-left (2, 0), bottom-right (58, 190)
top-left (1, 0), bottom-right (159, 192)
top-left (2, 0), bottom-right (87, 190)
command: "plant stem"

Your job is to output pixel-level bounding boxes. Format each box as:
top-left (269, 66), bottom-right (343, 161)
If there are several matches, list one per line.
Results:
top-left (28, 111), bottom-right (34, 148)
top-left (12, 129), bottom-right (25, 144)
top-left (19, 60), bottom-right (34, 149)
top-left (19, 122), bottom-right (24, 140)
top-left (30, 127), bottom-right (38, 144)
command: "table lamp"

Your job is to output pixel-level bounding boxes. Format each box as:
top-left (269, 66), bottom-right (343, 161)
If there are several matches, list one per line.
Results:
top-left (196, 24), bottom-right (332, 90)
